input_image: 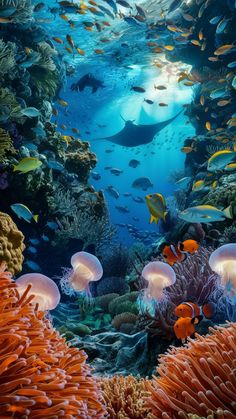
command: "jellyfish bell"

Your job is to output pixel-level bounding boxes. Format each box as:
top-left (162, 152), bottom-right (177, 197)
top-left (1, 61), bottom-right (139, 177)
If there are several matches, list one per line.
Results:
top-left (142, 261), bottom-right (176, 300)
top-left (209, 243), bottom-right (236, 302)
top-left (69, 251), bottom-right (103, 292)
top-left (15, 273), bottom-right (60, 311)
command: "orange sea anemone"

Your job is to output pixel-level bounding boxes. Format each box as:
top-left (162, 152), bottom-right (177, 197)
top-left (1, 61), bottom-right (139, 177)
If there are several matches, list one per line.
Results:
top-left (145, 323), bottom-right (236, 419)
top-left (0, 262), bottom-right (106, 418)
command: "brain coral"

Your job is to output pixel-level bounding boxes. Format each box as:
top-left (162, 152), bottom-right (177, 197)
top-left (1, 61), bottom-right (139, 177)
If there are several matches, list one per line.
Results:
top-left (145, 323), bottom-right (236, 418)
top-left (101, 375), bottom-right (151, 419)
top-left (0, 263), bottom-right (106, 418)
top-left (0, 212), bottom-right (25, 275)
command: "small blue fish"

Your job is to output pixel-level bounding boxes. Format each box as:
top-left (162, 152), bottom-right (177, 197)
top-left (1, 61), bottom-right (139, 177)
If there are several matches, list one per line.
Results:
top-left (216, 17), bottom-right (231, 34)
top-left (46, 221), bottom-right (58, 230)
top-left (28, 246), bottom-right (37, 254)
top-left (25, 260), bottom-right (41, 271)
top-left (47, 160), bottom-right (64, 171)
top-left (20, 107), bottom-right (40, 117)
top-left (11, 203), bottom-right (38, 223)
top-left (24, 142), bottom-right (38, 151)
top-left (227, 61), bottom-right (236, 68)
top-left (209, 15), bottom-right (222, 25)
top-left (29, 238), bottom-right (40, 246)
top-left (42, 234), bottom-right (49, 242)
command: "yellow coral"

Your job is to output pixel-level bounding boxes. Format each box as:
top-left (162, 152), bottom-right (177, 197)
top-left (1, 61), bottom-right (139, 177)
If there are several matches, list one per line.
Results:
top-left (0, 212), bottom-right (25, 275)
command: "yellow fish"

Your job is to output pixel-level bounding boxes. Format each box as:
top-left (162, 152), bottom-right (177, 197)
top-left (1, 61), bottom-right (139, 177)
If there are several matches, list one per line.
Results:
top-left (13, 157), bottom-right (42, 174)
top-left (58, 99), bottom-right (68, 107)
top-left (192, 180), bottom-right (205, 192)
top-left (145, 193), bottom-right (168, 224)
top-left (214, 44), bottom-right (235, 56)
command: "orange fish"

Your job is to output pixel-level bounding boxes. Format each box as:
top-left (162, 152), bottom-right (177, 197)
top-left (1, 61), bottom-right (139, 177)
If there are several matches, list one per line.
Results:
top-left (178, 239), bottom-right (199, 254)
top-left (94, 49), bottom-right (104, 54)
top-left (52, 108), bottom-right (58, 116)
top-left (72, 128), bottom-right (79, 134)
top-left (52, 37), bottom-right (63, 44)
top-left (162, 244), bottom-right (187, 266)
top-left (175, 302), bottom-right (215, 319)
top-left (66, 34), bottom-right (74, 49)
top-left (76, 48), bottom-right (85, 55)
top-left (59, 14), bottom-right (69, 21)
top-left (174, 316), bottom-right (202, 341)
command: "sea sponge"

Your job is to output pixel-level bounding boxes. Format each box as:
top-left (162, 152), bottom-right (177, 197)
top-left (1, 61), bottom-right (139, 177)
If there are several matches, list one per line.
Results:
top-left (0, 212), bottom-right (25, 275)
top-left (101, 375), bottom-right (151, 419)
top-left (112, 312), bottom-right (138, 331)
top-left (0, 263), bottom-right (106, 417)
top-left (145, 323), bottom-right (236, 418)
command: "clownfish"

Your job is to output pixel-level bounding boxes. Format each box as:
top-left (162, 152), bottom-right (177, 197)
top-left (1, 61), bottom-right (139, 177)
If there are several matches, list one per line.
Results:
top-left (174, 316), bottom-right (203, 341)
top-left (162, 239), bottom-right (199, 266)
top-left (178, 239), bottom-right (199, 254)
top-left (162, 244), bottom-right (187, 266)
top-left (175, 301), bottom-right (215, 319)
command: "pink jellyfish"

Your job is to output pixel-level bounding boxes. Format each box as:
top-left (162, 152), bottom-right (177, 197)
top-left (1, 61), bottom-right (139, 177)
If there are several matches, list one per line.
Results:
top-left (69, 251), bottom-right (103, 291)
top-left (60, 251), bottom-right (103, 296)
top-left (15, 273), bottom-right (60, 311)
top-left (142, 261), bottom-right (176, 300)
top-left (209, 243), bottom-right (236, 302)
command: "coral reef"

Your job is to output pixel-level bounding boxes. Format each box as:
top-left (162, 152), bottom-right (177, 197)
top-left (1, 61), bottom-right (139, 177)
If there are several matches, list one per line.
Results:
top-left (0, 263), bottom-right (106, 417)
top-left (101, 375), bottom-right (151, 418)
top-left (145, 323), bottom-right (236, 418)
top-left (64, 141), bottom-right (97, 183)
top-left (0, 212), bottom-right (25, 275)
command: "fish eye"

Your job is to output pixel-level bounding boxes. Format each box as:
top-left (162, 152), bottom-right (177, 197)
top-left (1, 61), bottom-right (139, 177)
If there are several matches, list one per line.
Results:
top-left (163, 255), bottom-right (167, 258)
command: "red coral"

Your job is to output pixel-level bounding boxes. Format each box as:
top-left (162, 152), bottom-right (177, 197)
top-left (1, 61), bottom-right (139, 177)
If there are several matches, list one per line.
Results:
top-left (0, 263), bottom-right (106, 418)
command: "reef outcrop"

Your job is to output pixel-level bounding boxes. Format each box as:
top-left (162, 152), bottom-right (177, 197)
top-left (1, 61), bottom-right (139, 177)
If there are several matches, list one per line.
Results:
top-left (0, 212), bottom-right (25, 275)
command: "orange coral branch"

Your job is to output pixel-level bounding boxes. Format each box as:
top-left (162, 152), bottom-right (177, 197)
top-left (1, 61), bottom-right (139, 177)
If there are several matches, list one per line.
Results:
top-left (145, 323), bottom-right (236, 418)
top-left (0, 263), bottom-right (106, 418)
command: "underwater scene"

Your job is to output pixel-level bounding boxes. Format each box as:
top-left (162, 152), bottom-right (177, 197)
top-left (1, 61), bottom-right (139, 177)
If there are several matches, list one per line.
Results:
top-left (0, 0), bottom-right (236, 417)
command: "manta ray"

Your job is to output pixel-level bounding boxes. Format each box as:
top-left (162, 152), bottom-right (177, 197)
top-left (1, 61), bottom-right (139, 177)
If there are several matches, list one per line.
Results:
top-left (94, 110), bottom-right (182, 147)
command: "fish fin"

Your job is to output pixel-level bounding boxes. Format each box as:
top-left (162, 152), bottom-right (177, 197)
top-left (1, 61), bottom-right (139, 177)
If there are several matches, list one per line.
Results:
top-left (178, 241), bottom-right (184, 251)
top-left (163, 211), bottom-right (168, 221)
top-left (223, 205), bottom-right (233, 219)
top-left (13, 165), bottom-right (18, 172)
top-left (33, 214), bottom-right (39, 222)
top-left (191, 315), bottom-right (203, 325)
top-left (182, 252), bottom-right (188, 262)
top-left (150, 215), bottom-right (159, 224)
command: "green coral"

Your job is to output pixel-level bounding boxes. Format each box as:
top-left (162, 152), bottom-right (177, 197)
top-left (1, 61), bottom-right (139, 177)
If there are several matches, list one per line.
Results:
top-left (95, 293), bottom-right (119, 313)
top-left (112, 312), bottom-right (138, 331)
top-left (108, 292), bottom-right (139, 317)
top-left (68, 323), bottom-right (92, 337)
top-left (30, 67), bottom-right (60, 99)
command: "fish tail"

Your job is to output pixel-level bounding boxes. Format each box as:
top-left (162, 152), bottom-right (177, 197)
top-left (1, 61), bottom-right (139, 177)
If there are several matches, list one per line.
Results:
top-left (13, 165), bottom-right (17, 172)
top-left (150, 215), bottom-right (159, 224)
top-left (223, 205), bottom-right (233, 219)
top-left (33, 214), bottom-right (39, 222)
top-left (164, 211), bottom-right (168, 222)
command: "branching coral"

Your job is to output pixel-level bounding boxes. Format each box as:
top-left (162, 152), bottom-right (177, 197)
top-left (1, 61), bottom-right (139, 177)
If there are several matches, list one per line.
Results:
top-left (0, 212), bottom-right (25, 275)
top-left (1, 0), bottom-right (33, 23)
top-left (145, 323), bottom-right (236, 418)
top-left (0, 39), bottom-right (17, 77)
top-left (0, 128), bottom-right (15, 163)
top-left (0, 87), bottom-right (24, 124)
top-left (101, 375), bottom-right (151, 418)
top-left (56, 208), bottom-right (116, 253)
top-left (0, 263), bottom-right (106, 417)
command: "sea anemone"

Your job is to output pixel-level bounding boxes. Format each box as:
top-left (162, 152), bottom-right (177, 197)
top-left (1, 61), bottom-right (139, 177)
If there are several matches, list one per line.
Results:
top-left (15, 273), bottom-right (60, 311)
top-left (0, 262), bottom-right (106, 417)
top-left (101, 375), bottom-right (151, 418)
top-left (145, 323), bottom-right (236, 418)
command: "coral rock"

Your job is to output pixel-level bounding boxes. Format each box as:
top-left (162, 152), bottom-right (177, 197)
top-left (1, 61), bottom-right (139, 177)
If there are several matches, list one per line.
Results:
top-left (0, 263), bottom-right (106, 418)
top-left (112, 312), bottom-right (138, 331)
top-left (0, 212), bottom-right (25, 275)
top-left (146, 323), bottom-right (236, 418)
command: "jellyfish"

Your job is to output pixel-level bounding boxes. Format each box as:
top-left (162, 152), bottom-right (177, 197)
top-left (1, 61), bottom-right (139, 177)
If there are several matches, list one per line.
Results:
top-left (59, 251), bottom-right (103, 296)
top-left (209, 243), bottom-right (236, 303)
top-left (15, 273), bottom-right (60, 311)
top-left (142, 261), bottom-right (176, 300)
